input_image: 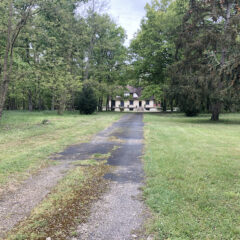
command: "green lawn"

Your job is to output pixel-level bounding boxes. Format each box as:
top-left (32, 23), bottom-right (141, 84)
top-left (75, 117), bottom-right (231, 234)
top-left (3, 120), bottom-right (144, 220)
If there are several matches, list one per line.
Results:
top-left (143, 113), bottom-right (240, 240)
top-left (0, 111), bottom-right (122, 191)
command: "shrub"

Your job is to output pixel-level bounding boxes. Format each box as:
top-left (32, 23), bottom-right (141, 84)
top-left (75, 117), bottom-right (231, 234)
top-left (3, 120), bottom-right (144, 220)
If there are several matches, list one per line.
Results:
top-left (178, 93), bottom-right (200, 117)
top-left (78, 85), bottom-right (97, 115)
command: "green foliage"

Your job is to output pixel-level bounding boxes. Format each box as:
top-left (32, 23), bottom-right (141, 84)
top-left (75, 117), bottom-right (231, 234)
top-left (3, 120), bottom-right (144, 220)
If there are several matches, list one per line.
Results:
top-left (130, 0), bottom-right (187, 109)
top-left (78, 84), bottom-right (97, 115)
top-left (140, 84), bottom-right (163, 103)
top-left (170, 0), bottom-right (240, 120)
top-left (130, 2), bottom-right (172, 84)
top-left (131, 0), bottom-right (240, 119)
top-left (0, 0), bottom-right (128, 116)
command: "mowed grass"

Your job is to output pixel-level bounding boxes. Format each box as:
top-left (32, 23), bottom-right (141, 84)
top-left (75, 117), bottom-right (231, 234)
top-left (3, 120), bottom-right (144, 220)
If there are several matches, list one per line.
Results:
top-left (0, 111), bottom-right (122, 190)
top-left (143, 113), bottom-right (240, 240)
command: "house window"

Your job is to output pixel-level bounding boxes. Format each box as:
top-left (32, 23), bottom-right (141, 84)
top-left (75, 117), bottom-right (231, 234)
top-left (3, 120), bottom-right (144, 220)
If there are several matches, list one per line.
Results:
top-left (120, 100), bottom-right (124, 107)
top-left (146, 100), bottom-right (150, 105)
top-left (130, 100), bottom-right (134, 105)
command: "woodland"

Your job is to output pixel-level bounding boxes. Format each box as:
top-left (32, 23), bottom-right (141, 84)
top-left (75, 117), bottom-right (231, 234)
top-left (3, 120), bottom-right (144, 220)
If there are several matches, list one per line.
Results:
top-left (1, 0), bottom-right (240, 121)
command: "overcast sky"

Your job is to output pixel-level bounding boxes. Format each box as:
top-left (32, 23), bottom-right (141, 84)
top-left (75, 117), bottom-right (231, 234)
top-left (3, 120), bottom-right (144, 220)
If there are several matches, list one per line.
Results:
top-left (108, 0), bottom-right (151, 46)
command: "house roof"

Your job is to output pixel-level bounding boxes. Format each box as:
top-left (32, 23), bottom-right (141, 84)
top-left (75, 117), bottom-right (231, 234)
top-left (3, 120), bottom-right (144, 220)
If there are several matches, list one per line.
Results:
top-left (113, 85), bottom-right (155, 100)
top-left (126, 85), bottom-right (142, 97)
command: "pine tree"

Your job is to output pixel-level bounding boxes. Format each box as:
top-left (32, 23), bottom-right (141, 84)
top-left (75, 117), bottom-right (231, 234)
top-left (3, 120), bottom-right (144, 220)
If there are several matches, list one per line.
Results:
top-left (78, 84), bottom-right (97, 115)
top-left (171, 0), bottom-right (240, 120)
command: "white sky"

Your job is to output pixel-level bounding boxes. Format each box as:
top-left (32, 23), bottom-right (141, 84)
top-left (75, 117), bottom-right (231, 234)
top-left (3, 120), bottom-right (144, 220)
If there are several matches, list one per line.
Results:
top-left (108, 0), bottom-right (151, 46)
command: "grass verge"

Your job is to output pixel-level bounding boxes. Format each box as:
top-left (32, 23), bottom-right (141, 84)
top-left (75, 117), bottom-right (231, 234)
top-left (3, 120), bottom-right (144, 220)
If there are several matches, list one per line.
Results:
top-left (7, 161), bottom-right (112, 240)
top-left (0, 111), bottom-right (122, 192)
top-left (143, 113), bottom-right (240, 240)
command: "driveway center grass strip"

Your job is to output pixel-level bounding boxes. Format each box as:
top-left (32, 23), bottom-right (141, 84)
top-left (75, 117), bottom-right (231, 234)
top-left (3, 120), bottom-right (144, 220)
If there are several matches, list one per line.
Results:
top-left (0, 111), bottom-right (122, 192)
top-left (143, 113), bottom-right (240, 240)
top-left (7, 162), bottom-right (112, 240)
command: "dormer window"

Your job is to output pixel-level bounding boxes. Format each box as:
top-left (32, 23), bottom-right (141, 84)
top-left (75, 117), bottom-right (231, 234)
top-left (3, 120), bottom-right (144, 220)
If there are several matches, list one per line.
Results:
top-left (124, 92), bottom-right (130, 97)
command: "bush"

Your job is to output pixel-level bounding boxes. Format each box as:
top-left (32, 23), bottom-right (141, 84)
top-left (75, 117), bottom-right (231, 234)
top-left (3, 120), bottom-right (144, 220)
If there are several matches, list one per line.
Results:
top-left (180, 96), bottom-right (200, 117)
top-left (78, 85), bottom-right (97, 114)
top-left (184, 108), bottom-right (199, 117)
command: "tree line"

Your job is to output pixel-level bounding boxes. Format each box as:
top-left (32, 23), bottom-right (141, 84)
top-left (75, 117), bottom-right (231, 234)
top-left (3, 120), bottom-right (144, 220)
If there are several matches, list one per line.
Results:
top-left (1, 0), bottom-right (240, 121)
top-left (0, 0), bottom-right (127, 119)
top-left (130, 0), bottom-right (240, 121)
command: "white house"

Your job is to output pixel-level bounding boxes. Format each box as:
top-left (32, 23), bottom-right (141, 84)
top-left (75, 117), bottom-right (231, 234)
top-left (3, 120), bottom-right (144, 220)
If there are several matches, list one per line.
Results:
top-left (109, 86), bottom-right (160, 112)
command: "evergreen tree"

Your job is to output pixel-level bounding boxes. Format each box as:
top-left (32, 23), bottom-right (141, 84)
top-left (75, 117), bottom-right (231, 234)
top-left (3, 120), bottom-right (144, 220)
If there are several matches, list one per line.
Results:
top-left (78, 84), bottom-right (97, 115)
top-left (171, 0), bottom-right (240, 120)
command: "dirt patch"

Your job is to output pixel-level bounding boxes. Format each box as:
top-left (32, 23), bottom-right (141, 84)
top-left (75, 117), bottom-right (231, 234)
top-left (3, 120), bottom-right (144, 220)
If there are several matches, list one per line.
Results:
top-left (0, 162), bottom-right (73, 238)
top-left (7, 164), bottom-right (112, 240)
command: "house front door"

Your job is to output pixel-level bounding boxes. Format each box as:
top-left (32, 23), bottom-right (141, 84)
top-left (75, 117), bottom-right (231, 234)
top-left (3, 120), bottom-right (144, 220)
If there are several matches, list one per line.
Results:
top-left (139, 101), bottom-right (142, 107)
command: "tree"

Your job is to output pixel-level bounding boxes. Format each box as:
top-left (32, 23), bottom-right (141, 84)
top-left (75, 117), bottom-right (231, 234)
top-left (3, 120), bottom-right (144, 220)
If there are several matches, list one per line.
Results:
top-left (84, 7), bottom-right (127, 111)
top-left (130, 0), bottom-right (187, 111)
top-left (78, 84), bottom-right (97, 114)
top-left (35, 0), bottom-right (84, 114)
top-left (2, 0), bottom-right (127, 116)
top-left (0, 0), bottom-right (37, 119)
top-left (171, 0), bottom-right (240, 120)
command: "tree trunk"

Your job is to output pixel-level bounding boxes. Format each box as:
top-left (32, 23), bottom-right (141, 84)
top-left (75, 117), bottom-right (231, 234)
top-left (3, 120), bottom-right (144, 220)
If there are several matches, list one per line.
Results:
top-left (58, 105), bottom-right (64, 115)
top-left (22, 91), bottom-right (26, 110)
top-left (207, 97), bottom-right (210, 112)
top-left (98, 97), bottom-right (103, 112)
top-left (57, 93), bottom-right (66, 115)
top-left (84, 1), bottom-right (97, 81)
top-left (162, 98), bottom-right (167, 112)
top-left (51, 95), bottom-right (55, 111)
top-left (211, 102), bottom-right (221, 121)
top-left (28, 91), bottom-right (33, 111)
top-left (0, 1), bottom-right (13, 120)
top-left (170, 99), bottom-right (173, 112)
top-left (38, 95), bottom-right (42, 110)
top-left (70, 92), bottom-right (75, 111)
top-left (106, 95), bottom-right (109, 111)
top-left (0, 0), bottom-right (33, 119)
top-left (12, 98), bottom-right (15, 110)
top-left (84, 26), bottom-right (95, 81)
top-left (221, 2), bottom-right (232, 65)
top-left (58, 103), bottom-right (65, 115)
